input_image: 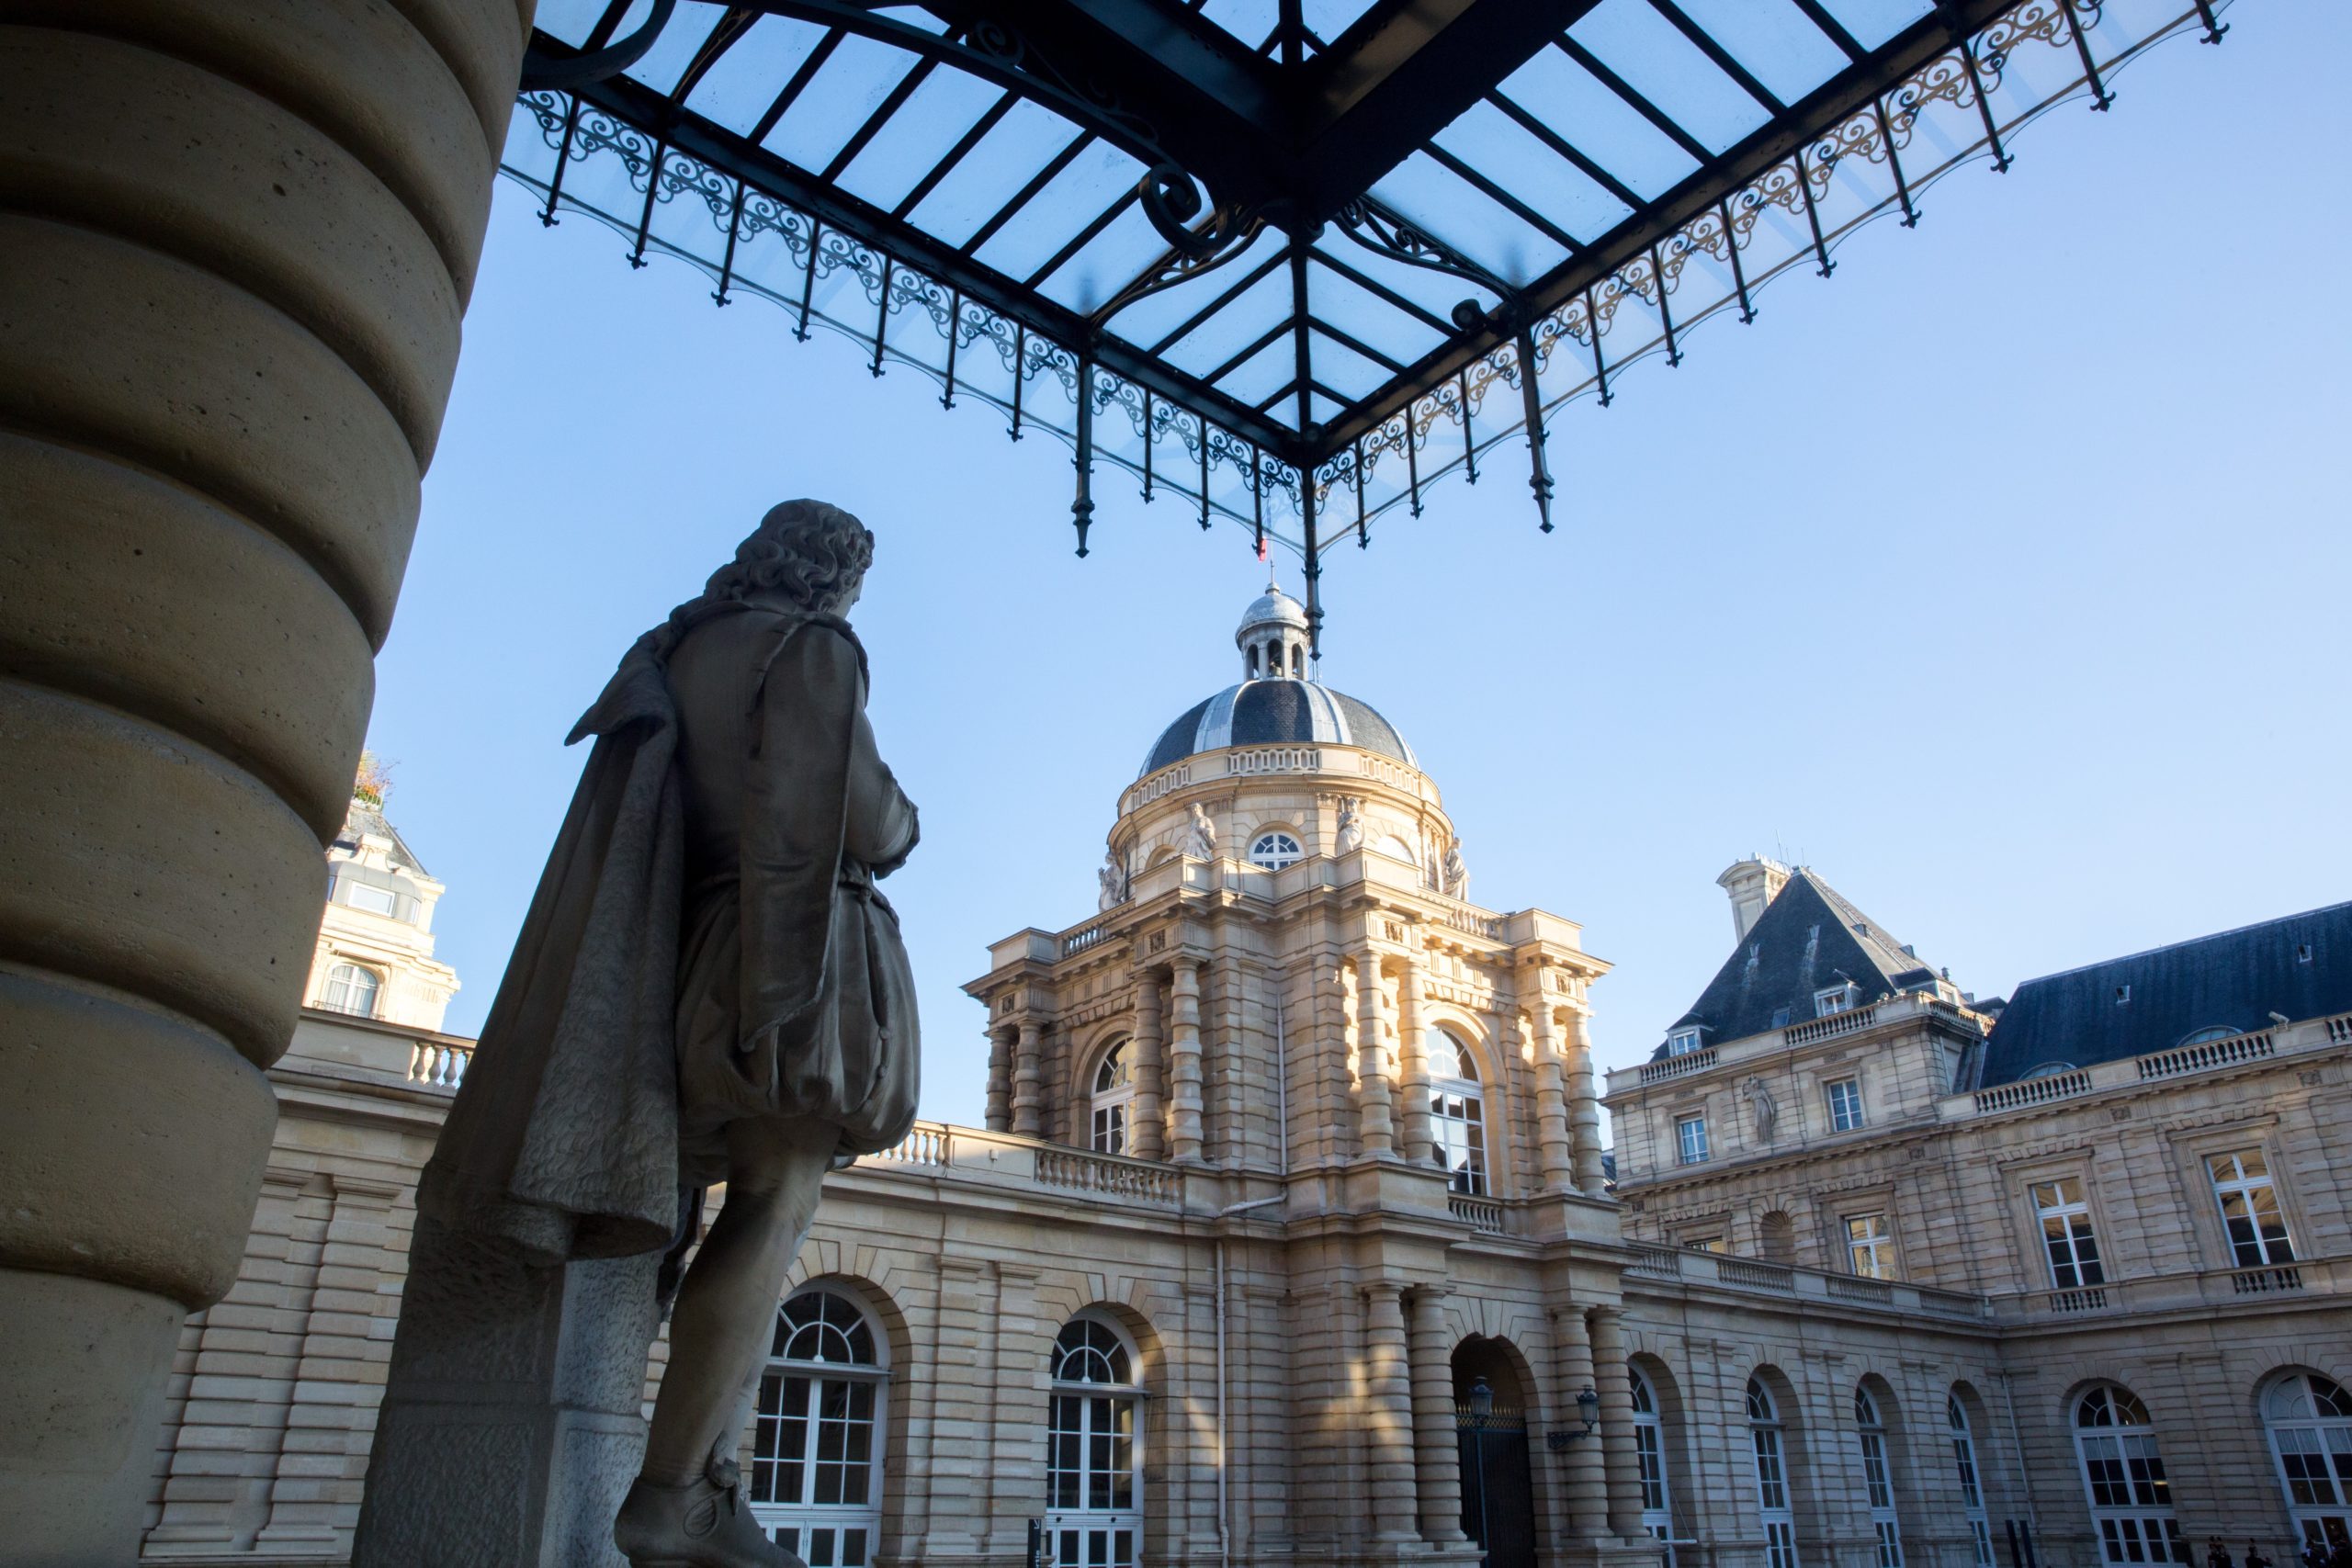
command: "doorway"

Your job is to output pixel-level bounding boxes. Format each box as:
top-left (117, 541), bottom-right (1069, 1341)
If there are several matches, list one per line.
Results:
top-left (1454, 1337), bottom-right (1539, 1568)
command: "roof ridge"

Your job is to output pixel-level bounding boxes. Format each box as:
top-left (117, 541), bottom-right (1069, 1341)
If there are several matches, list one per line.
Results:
top-left (2014, 898), bottom-right (2352, 987)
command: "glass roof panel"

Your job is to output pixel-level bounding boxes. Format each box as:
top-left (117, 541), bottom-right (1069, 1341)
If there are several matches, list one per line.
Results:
top-left (1197, 0), bottom-right (1283, 51)
top-left (1814, 0), bottom-right (1936, 50)
top-left (1432, 100), bottom-right (1634, 248)
top-left (1160, 265), bottom-right (1296, 380)
top-left (534, 0), bottom-right (621, 48)
top-left (1301, 0), bottom-right (1384, 44)
top-left (761, 31), bottom-right (922, 174)
top-left (630, 1), bottom-right (730, 96)
top-left (1035, 203), bottom-right (1174, 315)
top-left (1303, 329), bottom-right (1391, 401)
top-left (904, 100), bottom-right (1089, 248)
top-left (1309, 236), bottom-right (1485, 327)
top-left (1368, 152), bottom-right (1573, 288)
top-left (680, 17), bottom-right (829, 136)
top-left (1303, 259), bottom-right (1445, 364)
top-left (1215, 335), bottom-right (1299, 412)
top-left (1568, 0), bottom-right (1771, 153)
top-left (1101, 229), bottom-right (1288, 352)
top-left (1495, 49), bottom-right (1700, 203)
top-left (831, 66), bottom-right (1008, 213)
top-left (1668, 0), bottom-right (1855, 107)
top-left (971, 140), bottom-right (1146, 283)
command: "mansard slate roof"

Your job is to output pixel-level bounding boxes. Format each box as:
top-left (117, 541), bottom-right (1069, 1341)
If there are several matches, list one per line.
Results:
top-left (339, 801), bottom-right (430, 878)
top-left (1140, 679), bottom-right (1416, 776)
top-left (1981, 901), bottom-right (2352, 1088)
top-left (1657, 869), bottom-right (1933, 1057)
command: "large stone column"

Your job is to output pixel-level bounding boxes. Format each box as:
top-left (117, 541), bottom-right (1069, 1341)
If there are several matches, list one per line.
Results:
top-left (1012, 1018), bottom-right (1044, 1137)
top-left (1552, 1304), bottom-right (1608, 1537)
top-left (1363, 1281), bottom-right (1418, 1544)
top-left (1565, 1003), bottom-right (1608, 1194)
top-left (1408, 1286), bottom-right (1468, 1545)
top-left (1530, 1004), bottom-right (1576, 1192)
top-left (1168, 957), bottom-right (1205, 1162)
top-left (985, 1024), bottom-right (1012, 1131)
top-left (1353, 950), bottom-right (1396, 1157)
top-left (1396, 953), bottom-right (1434, 1164)
top-left (0, 2), bottom-right (527, 1556)
top-left (1131, 969), bottom-right (1167, 1160)
top-left (1589, 1306), bottom-right (1644, 1539)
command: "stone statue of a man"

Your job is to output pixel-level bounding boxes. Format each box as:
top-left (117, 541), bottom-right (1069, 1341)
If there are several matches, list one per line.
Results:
top-left (1333, 795), bottom-right (1363, 855)
top-left (413, 501), bottom-right (920, 1568)
top-left (1097, 847), bottom-right (1126, 910)
top-left (1182, 801), bottom-right (1217, 860)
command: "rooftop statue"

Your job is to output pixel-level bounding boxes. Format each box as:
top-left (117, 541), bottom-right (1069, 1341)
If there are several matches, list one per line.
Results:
top-left (380, 501), bottom-right (920, 1568)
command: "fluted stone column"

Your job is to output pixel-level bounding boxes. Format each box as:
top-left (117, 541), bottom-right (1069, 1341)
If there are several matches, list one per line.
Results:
top-left (1531, 1004), bottom-right (1575, 1192)
top-left (1012, 1019), bottom-right (1044, 1137)
top-left (1363, 1282), bottom-right (1418, 1542)
top-left (1353, 950), bottom-right (1396, 1157)
top-left (1408, 1286), bottom-right (1469, 1545)
top-left (0, 1), bottom-right (528, 1555)
top-left (1396, 953), bottom-right (1434, 1164)
top-left (985, 1025), bottom-right (1012, 1131)
top-left (1132, 970), bottom-right (1167, 1161)
top-left (1589, 1306), bottom-right (1644, 1538)
top-left (1553, 1304), bottom-right (1608, 1537)
top-left (1168, 957), bottom-right (1205, 1162)
top-left (1565, 1003), bottom-right (1607, 1193)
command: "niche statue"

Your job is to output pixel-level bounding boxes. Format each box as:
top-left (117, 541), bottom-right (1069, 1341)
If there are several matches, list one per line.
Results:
top-left (413, 502), bottom-right (920, 1568)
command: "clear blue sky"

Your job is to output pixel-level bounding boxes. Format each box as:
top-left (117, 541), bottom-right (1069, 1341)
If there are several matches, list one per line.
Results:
top-left (371, 6), bottom-right (2348, 1132)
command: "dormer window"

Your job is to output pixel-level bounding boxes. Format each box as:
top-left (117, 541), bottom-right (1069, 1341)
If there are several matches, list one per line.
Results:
top-left (1814, 984), bottom-right (1855, 1018)
top-left (1667, 1028), bottom-right (1703, 1056)
top-left (1248, 831), bottom-right (1303, 870)
top-left (344, 880), bottom-right (398, 918)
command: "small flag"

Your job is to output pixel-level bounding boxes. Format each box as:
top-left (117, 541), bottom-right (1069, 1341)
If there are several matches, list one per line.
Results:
top-left (1254, 531), bottom-right (1268, 562)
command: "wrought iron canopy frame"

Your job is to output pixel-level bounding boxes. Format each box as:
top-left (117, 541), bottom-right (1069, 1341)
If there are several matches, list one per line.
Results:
top-left (506, 0), bottom-right (2233, 649)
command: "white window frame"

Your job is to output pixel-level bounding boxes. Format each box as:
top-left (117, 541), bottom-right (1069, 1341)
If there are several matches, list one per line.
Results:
top-left (1815, 985), bottom-right (1854, 1018)
top-left (1676, 1113), bottom-right (1711, 1166)
top-left (1430, 1032), bottom-right (1487, 1196)
top-left (1090, 1042), bottom-right (1135, 1156)
top-left (1247, 831), bottom-right (1303, 870)
top-left (320, 962), bottom-right (381, 1018)
top-left (2261, 1371), bottom-right (2352, 1553)
top-left (342, 877), bottom-right (398, 917)
top-left (1667, 1028), bottom-right (1703, 1056)
top-left (2208, 1149), bottom-right (2296, 1268)
top-left (751, 1287), bottom-right (888, 1566)
top-left (1748, 1378), bottom-right (1800, 1568)
top-left (1046, 1315), bottom-right (1145, 1568)
top-left (1633, 1367), bottom-right (1676, 1567)
top-left (2030, 1178), bottom-right (2105, 1290)
top-left (1846, 1213), bottom-right (1894, 1280)
top-left (1825, 1077), bottom-right (1864, 1133)
top-left (1855, 1388), bottom-right (1905, 1568)
top-left (2073, 1386), bottom-right (2185, 1566)
top-left (1949, 1395), bottom-right (1996, 1568)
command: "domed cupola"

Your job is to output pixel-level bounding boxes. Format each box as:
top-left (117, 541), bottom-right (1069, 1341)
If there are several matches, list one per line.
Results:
top-left (1138, 582), bottom-right (1419, 778)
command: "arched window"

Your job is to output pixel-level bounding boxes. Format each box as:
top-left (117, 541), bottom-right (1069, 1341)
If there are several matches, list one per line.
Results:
top-left (321, 963), bottom-right (381, 1018)
top-left (1632, 1367), bottom-right (1675, 1561)
top-left (751, 1288), bottom-right (888, 1564)
top-left (1430, 1033), bottom-right (1487, 1196)
top-left (1047, 1317), bottom-right (1143, 1568)
top-left (2261, 1371), bottom-right (2352, 1552)
top-left (1855, 1388), bottom-right (1904, 1568)
top-left (1246, 645), bottom-right (1260, 678)
top-left (1948, 1394), bottom-right (1996, 1568)
top-left (1091, 1042), bottom-right (1135, 1156)
top-left (2074, 1385), bottom-right (2185, 1564)
top-left (1248, 831), bottom-right (1303, 870)
top-left (1748, 1378), bottom-right (1800, 1568)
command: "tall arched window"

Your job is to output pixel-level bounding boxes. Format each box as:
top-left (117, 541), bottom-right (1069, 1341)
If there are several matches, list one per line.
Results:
top-left (1091, 1042), bottom-right (1134, 1155)
top-left (1854, 1388), bottom-right (1904, 1568)
top-left (2262, 1371), bottom-right (2352, 1552)
top-left (1047, 1316), bottom-right (1143, 1568)
top-left (751, 1288), bottom-right (888, 1565)
top-left (1948, 1394), bottom-right (1996, 1568)
top-left (1430, 1033), bottom-right (1487, 1195)
top-left (1632, 1367), bottom-right (1676, 1562)
top-left (321, 962), bottom-right (381, 1018)
top-left (2074, 1386), bottom-right (2185, 1564)
top-left (1748, 1377), bottom-right (1800, 1568)
top-left (1248, 831), bottom-right (1303, 870)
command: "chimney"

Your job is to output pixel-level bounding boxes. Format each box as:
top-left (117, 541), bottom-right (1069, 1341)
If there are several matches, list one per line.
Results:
top-left (1715, 856), bottom-right (1792, 943)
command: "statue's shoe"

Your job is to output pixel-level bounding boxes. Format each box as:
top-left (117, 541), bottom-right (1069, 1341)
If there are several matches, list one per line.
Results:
top-left (614, 1458), bottom-right (803, 1568)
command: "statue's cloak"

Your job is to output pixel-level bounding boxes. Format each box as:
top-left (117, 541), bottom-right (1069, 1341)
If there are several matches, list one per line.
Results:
top-left (417, 606), bottom-right (910, 1265)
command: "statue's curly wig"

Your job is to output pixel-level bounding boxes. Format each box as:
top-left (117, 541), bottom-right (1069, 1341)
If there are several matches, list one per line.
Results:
top-left (695, 499), bottom-right (874, 617)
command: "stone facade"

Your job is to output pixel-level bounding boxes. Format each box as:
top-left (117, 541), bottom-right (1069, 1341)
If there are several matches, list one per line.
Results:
top-left (140, 612), bottom-right (2352, 1568)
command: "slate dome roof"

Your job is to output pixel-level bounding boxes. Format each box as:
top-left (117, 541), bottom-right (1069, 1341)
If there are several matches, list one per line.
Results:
top-left (1139, 681), bottom-right (1418, 778)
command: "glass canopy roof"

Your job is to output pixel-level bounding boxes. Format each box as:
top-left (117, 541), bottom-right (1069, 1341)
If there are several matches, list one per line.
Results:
top-left (507, 0), bottom-right (2232, 645)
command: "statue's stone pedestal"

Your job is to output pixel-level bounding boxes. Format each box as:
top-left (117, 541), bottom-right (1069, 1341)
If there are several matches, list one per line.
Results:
top-left (355, 1215), bottom-right (660, 1567)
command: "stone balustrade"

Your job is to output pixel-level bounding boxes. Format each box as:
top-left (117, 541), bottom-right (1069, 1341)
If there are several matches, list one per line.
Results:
top-left (1939, 1011), bottom-right (2348, 1122)
top-left (1447, 1193), bottom-right (1508, 1234)
top-left (1988, 1255), bottom-right (2343, 1322)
